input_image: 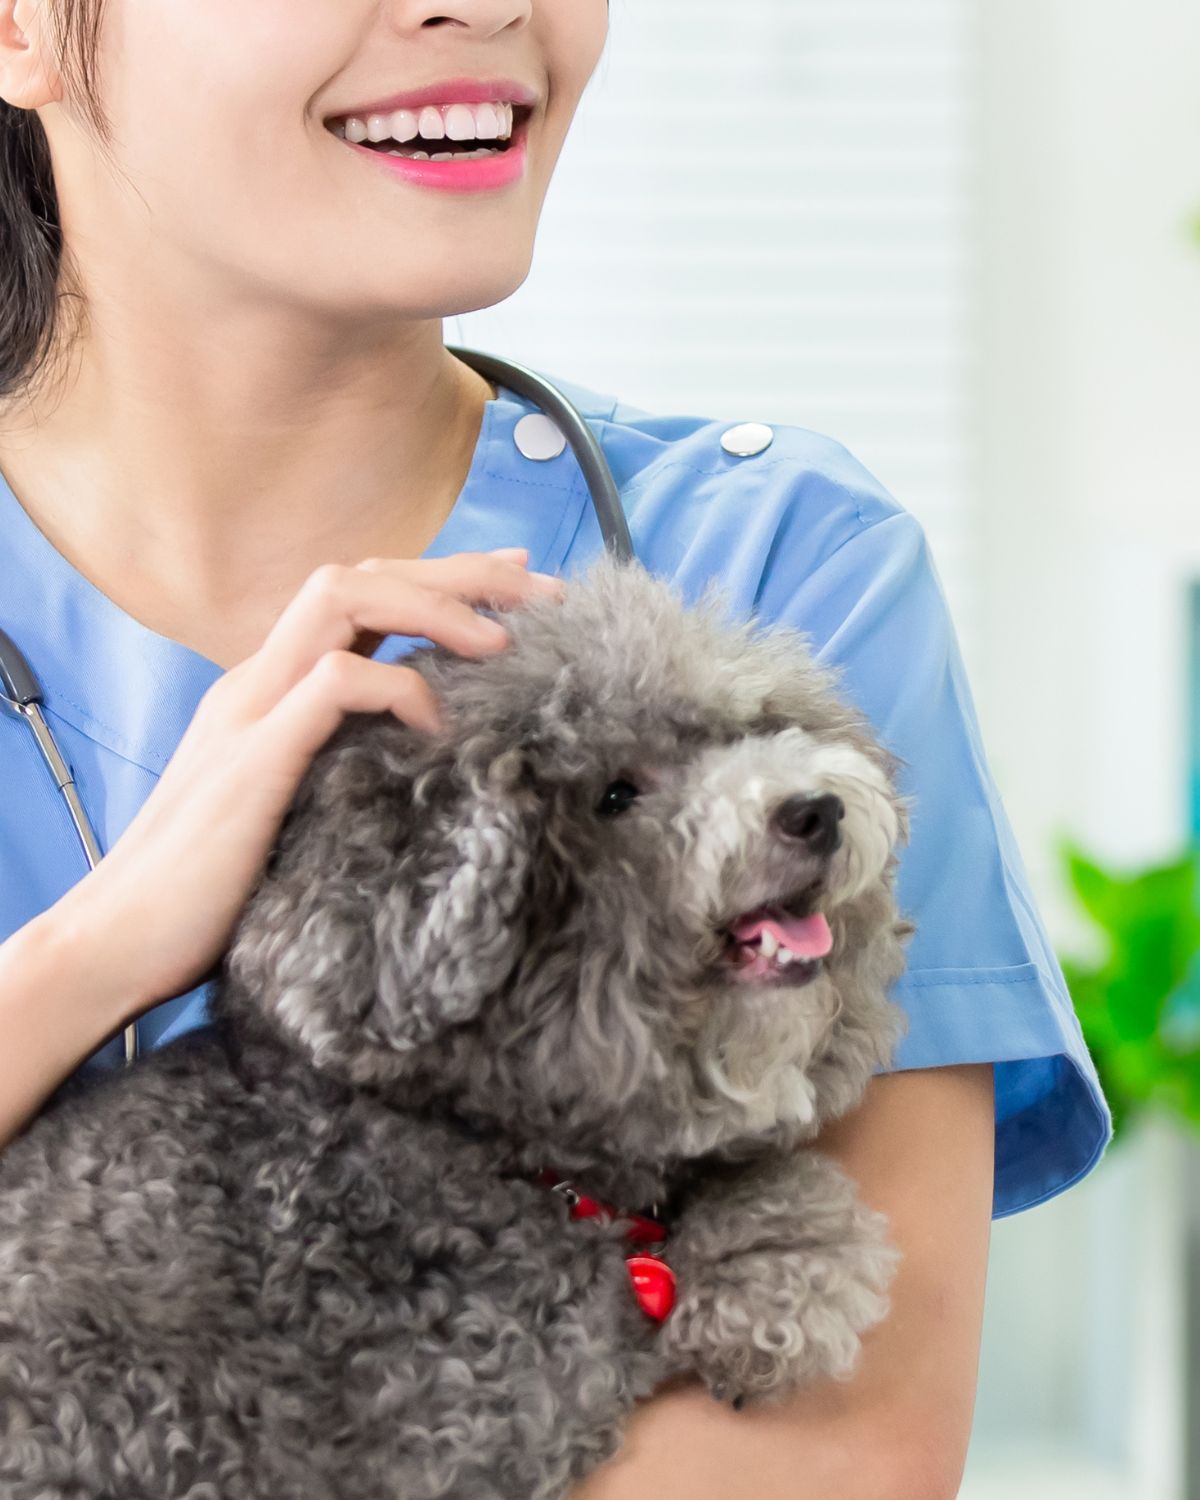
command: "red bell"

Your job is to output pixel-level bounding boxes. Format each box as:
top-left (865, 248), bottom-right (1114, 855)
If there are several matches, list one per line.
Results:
top-left (626, 1255), bottom-right (677, 1321)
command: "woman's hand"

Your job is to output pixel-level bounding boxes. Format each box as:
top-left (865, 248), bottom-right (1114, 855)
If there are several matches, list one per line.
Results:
top-left (58, 547), bottom-right (565, 1023)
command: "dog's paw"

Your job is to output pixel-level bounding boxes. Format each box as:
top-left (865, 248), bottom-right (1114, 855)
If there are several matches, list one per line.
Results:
top-left (659, 1228), bottom-right (900, 1403)
top-left (707, 1376), bottom-right (817, 1412)
top-left (672, 1309), bottom-right (824, 1409)
top-left (708, 1378), bottom-right (748, 1412)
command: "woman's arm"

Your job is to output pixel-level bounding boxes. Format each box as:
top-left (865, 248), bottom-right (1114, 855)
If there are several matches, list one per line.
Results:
top-left (0, 896), bottom-right (146, 1152)
top-left (570, 1063), bottom-right (995, 1500)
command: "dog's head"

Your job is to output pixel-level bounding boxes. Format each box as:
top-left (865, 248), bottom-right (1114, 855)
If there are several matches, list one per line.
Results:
top-left (220, 552), bottom-right (913, 1166)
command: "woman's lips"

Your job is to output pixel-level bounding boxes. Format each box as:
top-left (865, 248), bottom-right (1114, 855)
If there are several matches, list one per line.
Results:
top-left (330, 111), bottom-right (530, 194)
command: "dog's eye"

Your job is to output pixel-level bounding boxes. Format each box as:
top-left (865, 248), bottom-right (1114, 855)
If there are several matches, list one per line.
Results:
top-left (595, 778), bottom-right (641, 817)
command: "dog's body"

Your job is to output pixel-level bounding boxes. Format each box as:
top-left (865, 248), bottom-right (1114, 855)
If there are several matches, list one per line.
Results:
top-left (0, 556), bottom-right (914, 1499)
top-left (2, 1035), bottom-right (661, 1499)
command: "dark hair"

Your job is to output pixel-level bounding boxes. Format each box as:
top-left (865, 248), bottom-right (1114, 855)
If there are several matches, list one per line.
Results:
top-left (0, 0), bottom-right (113, 409)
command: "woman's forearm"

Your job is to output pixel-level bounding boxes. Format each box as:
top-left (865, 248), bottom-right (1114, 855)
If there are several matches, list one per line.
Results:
top-left (0, 893), bottom-right (140, 1151)
top-left (568, 1377), bottom-right (923, 1500)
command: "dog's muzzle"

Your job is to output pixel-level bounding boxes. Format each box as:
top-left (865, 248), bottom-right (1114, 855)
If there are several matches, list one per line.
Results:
top-left (717, 792), bottom-right (844, 989)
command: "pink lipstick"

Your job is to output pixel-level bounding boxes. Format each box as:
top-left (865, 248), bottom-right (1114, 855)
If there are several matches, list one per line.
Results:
top-left (332, 111), bottom-right (530, 194)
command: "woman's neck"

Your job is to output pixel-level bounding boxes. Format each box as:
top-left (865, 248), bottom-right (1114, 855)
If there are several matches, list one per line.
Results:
top-left (0, 327), bottom-right (496, 670)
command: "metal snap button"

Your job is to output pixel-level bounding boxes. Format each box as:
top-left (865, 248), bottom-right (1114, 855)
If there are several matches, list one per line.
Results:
top-left (720, 422), bottom-right (775, 458)
top-left (514, 412), bottom-right (568, 461)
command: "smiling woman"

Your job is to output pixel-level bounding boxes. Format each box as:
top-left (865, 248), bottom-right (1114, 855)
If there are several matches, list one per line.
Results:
top-left (0, 0), bottom-right (1108, 1497)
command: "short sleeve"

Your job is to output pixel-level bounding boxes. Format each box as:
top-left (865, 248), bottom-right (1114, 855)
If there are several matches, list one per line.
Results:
top-left (753, 490), bottom-right (1113, 1218)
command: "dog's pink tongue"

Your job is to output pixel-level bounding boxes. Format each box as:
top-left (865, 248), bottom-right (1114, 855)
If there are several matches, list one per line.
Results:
top-left (730, 909), bottom-right (833, 959)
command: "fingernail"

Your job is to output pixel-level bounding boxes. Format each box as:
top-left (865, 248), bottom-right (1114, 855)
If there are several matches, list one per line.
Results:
top-left (491, 546), bottom-right (529, 559)
top-left (530, 571), bottom-right (566, 595)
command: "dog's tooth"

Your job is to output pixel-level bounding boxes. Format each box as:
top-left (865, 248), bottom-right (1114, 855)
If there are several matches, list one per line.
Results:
top-left (759, 929), bottom-right (779, 959)
top-left (776, 950), bottom-right (795, 966)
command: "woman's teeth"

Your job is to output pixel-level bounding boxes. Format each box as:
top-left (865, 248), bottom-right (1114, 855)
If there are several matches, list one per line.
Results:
top-left (328, 101), bottom-right (515, 160)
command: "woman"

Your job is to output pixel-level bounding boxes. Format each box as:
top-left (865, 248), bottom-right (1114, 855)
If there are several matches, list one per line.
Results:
top-left (0, 1), bottom-right (1110, 1495)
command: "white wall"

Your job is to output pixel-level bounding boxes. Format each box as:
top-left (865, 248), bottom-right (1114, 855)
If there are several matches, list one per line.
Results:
top-left (963, 0), bottom-right (1200, 1494)
top-left (971, 0), bottom-right (1200, 899)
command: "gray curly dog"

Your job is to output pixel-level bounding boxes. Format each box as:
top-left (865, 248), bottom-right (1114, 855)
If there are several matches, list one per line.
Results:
top-left (0, 552), bottom-right (915, 1499)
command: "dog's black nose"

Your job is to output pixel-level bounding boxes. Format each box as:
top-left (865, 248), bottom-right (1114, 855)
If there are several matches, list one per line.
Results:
top-left (772, 793), bottom-right (844, 856)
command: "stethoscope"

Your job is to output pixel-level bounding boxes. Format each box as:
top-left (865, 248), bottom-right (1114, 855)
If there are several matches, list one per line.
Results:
top-left (0, 347), bottom-right (635, 1068)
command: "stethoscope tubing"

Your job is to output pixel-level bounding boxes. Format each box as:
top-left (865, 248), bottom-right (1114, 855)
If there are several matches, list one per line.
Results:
top-left (445, 346), bottom-right (634, 565)
top-left (0, 349), bottom-right (632, 1069)
top-left (0, 627), bottom-right (136, 1063)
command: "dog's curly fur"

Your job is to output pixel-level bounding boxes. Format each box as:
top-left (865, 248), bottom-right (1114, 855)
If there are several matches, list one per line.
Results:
top-left (0, 553), bottom-right (915, 1500)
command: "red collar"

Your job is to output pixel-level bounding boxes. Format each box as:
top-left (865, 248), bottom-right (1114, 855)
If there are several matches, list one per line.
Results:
top-left (537, 1169), bottom-right (677, 1321)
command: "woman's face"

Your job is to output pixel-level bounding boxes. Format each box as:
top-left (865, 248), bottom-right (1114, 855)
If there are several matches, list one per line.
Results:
top-left (21, 0), bottom-right (608, 327)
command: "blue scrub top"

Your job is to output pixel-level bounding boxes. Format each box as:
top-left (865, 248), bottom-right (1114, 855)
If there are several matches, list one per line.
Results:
top-left (0, 366), bottom-right (1112, 1218)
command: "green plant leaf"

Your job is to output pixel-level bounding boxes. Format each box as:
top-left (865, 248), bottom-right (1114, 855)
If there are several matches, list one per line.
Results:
top-left (1061, 840), bottom-right (1125, 930)
top-left (1057, 838), bottom-right (1200, 1143)
top-left (1061, 960), bottom-right (1119, 1047)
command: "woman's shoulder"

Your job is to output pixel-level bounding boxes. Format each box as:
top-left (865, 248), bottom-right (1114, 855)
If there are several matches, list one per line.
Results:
top-left (542, 366), bottom-right (925, 623)
top-left (547, 366), bottom-right (908, 533)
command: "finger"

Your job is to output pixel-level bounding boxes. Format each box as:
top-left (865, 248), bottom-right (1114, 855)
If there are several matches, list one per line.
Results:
top-left (348, 554), bottom-right (564, 656)
top-left (251, 651), bottom-right (447, 773)
top-left (234, 558), bottom-right (540, 716)
top-left (355, 551), bottom-right (564, 607)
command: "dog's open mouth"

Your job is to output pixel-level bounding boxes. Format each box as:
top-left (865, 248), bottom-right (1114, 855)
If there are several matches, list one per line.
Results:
top-left (718, 897), bottom-right (833, 988)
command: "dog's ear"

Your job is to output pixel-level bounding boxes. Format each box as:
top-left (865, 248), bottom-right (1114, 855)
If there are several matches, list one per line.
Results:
top-left (220, 721), bottom-right (544, 1088)
top-left (370, 744), bottom-right (544, 1052)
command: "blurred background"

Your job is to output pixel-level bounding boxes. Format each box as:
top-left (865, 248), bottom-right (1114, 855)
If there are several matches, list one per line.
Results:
top-left (451, 0), bottom-right (1200, 1493)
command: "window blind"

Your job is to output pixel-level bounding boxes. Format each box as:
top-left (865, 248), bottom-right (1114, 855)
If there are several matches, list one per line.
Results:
top-left (454, 0), bottom-right (979, 655)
